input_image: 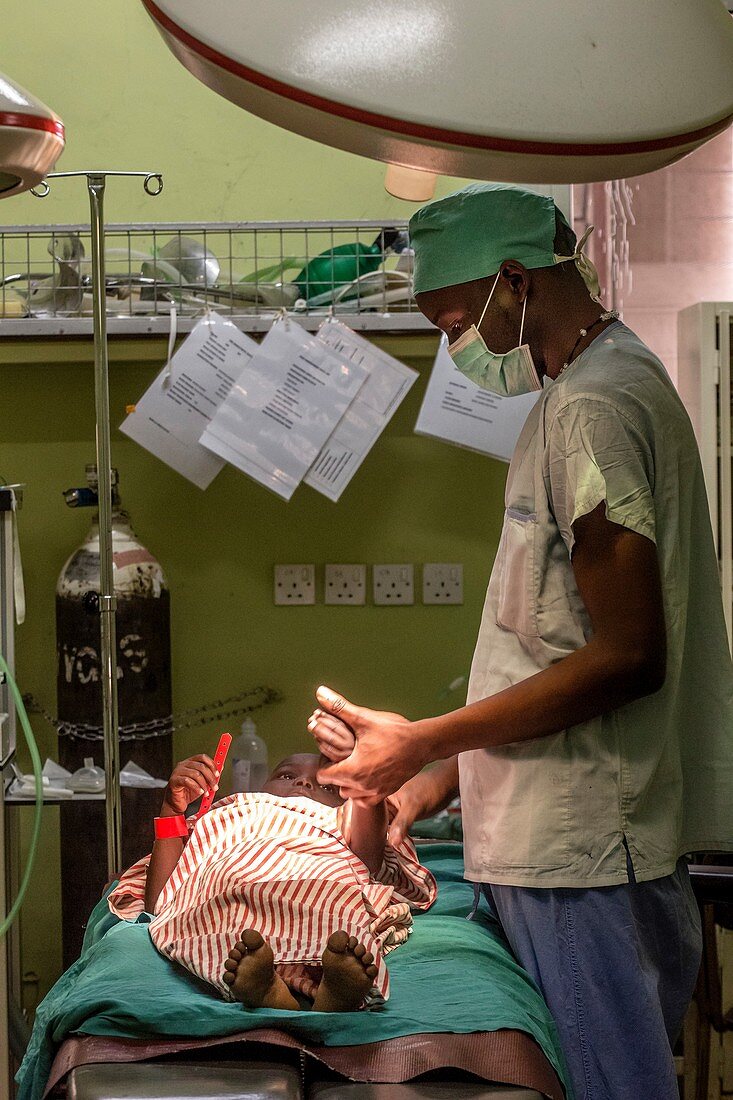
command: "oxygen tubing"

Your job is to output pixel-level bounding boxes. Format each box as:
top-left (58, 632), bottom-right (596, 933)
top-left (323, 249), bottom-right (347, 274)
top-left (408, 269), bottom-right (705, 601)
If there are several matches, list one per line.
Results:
top-left (0, 653), bottom-right (43, 939)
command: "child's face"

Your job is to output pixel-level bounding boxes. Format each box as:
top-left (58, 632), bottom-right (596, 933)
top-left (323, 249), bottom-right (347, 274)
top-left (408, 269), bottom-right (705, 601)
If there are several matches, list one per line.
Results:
top-left (263, 753), bottom-right (344, 808)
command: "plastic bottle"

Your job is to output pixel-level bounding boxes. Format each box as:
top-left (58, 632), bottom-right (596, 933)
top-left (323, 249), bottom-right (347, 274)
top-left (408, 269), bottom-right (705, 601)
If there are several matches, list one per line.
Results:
top-left (230, 717), bottom-right (269, 793)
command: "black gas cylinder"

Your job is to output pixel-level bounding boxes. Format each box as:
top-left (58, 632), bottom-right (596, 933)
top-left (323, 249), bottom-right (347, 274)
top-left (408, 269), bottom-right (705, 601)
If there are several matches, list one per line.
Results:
top-left (56, 471), bottom-right (172, 967)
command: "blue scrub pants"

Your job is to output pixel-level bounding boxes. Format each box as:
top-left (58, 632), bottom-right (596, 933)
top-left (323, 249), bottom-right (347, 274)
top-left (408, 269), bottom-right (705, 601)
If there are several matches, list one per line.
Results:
top-left (479, 857), bottom-right (702, 1100)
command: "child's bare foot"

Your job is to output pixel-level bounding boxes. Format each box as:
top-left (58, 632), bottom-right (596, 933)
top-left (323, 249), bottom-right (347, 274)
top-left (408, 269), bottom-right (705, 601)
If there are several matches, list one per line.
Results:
top-left (312, 930), bottom-right (378, 1012)
top-left (222, 929), bottom-right (299, 1010)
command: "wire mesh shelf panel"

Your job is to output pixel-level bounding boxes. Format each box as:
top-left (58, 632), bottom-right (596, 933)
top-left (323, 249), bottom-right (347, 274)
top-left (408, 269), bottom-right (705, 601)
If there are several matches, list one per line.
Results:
top-left (0, 221), bottom-right (431, 335)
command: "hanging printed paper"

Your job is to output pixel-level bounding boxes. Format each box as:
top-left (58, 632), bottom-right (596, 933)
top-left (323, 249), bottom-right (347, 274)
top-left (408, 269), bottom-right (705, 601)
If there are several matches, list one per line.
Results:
top-left (415, 336), bottom-right (540, 462)
top-left (199, 319), bottom-right (368, 500)
top-left (120, 313), bottom-right (258, 489)
top-left (304, 320), bottom-right (418, 501)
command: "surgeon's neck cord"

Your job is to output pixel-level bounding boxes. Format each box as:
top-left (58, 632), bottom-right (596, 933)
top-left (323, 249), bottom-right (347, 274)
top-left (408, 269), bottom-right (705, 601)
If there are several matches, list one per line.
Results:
top-left (557, 311), bottom-right (619, 378)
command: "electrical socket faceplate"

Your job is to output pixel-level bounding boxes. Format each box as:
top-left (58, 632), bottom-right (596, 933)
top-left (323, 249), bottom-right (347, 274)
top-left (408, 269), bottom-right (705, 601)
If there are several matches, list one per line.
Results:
top-left (373, 564), bottom-right (414, 605)
top-left (274, 564), bottom-right (316, 605)
top-left (325, 563), bottom-right (367, 605)
top-left (423, 563), bottom-right (464, 604)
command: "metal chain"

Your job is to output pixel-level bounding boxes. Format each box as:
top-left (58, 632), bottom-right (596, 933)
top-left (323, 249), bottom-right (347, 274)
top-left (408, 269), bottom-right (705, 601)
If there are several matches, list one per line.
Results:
top-left (22, 686), bottom-right (282, 742)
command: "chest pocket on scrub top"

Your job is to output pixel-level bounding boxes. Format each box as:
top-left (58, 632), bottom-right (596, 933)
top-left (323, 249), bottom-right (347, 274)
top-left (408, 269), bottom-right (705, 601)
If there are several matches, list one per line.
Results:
top-left (496, 509), bottom-right (540, 637)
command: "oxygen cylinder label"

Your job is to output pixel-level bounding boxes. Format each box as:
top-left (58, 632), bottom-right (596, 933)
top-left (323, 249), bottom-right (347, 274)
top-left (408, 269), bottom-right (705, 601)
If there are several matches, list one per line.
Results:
top-left (56, 591), bottom-right (172, 778)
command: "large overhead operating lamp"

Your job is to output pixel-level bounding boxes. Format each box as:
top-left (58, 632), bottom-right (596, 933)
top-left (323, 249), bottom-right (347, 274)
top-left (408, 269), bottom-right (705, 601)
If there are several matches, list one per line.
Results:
top-left (141, 0), bottom-right (733, 195)
top-left (0, 73), bottom-right (64, 196)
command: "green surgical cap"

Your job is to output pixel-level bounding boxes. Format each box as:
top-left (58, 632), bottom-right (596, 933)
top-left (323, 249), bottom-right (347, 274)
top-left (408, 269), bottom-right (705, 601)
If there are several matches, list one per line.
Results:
top-left (409, 183), bottom-right (572, 296)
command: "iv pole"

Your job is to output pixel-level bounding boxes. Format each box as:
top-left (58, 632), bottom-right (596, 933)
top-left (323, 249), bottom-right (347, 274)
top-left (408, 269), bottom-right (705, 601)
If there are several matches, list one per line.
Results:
top-left (32, 171), bottom-right (163, 877)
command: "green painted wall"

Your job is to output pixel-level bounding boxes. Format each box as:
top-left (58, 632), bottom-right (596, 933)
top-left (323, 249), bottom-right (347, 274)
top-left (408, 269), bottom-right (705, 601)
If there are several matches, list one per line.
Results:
top-left (1, 1), bottom-right (508, 1008)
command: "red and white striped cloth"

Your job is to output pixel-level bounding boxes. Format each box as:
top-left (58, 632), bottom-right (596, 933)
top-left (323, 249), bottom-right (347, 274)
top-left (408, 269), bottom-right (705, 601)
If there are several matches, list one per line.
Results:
top-left (108, 793), bottom-right (436, 1003)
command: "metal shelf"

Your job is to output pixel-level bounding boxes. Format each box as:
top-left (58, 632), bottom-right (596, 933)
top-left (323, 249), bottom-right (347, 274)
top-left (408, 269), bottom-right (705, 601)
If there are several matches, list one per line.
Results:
top-left (3, 787), bottom-right (105, 803)
top-left (0, 219), bottom-right (432, 337)
top-left (0, 312), bottom-right (434, 338)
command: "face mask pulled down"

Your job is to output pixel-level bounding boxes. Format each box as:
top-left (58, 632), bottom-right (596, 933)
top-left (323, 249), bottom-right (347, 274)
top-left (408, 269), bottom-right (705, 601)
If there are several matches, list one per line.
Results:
top-left (447, 272), bottom-right (542, 398)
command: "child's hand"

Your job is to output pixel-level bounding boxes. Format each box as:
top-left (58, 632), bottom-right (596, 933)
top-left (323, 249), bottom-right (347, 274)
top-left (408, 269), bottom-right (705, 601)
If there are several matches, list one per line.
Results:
top-left (163, 755), bottom-right (219, 814)
top-left (307, 709), bottom-right (356, 762)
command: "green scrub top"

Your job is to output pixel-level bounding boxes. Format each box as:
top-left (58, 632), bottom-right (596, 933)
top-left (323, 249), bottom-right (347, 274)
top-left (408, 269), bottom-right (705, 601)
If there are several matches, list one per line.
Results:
top-left (460, 322), bottom-right (733, 887)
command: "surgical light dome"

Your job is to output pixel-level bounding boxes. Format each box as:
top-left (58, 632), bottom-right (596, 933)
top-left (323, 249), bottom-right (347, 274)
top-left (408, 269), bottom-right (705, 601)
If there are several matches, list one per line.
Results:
top-left (141, 0), bottom-right (733, 184)
top-left (0, 72), bottom-right (64, 198)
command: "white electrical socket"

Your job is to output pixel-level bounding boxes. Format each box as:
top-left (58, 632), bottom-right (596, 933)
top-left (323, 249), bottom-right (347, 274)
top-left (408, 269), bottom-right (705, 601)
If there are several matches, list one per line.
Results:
top-left (325, 564), bottom-right (367, 605)
top-left (274, 564), bottom-right (316, 605)
top-left (423, 563), bottom-right (464, 605)
top-left (373, 564), bottom-right (414, 605)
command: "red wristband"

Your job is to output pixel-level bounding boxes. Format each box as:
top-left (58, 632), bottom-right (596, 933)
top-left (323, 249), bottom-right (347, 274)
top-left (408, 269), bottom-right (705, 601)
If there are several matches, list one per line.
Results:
top-left (154, 814), bottom-right (189, 840)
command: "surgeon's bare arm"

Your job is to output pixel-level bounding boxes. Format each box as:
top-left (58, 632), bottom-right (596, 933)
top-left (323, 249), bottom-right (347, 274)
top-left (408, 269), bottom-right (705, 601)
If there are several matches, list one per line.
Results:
top-left (388, 757), bottom-right (460, 846)
top-left (422, 501), bottom-right (666, 754)
top-left (144, 755), bottom-right (218, 912)
top-left (312, 504), bottom-right (666, 802)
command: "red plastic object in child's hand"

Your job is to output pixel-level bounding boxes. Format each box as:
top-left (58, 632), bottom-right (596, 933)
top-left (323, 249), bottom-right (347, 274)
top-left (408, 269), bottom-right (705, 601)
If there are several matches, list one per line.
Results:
top-left (194, 733), bottom-right (232, 819)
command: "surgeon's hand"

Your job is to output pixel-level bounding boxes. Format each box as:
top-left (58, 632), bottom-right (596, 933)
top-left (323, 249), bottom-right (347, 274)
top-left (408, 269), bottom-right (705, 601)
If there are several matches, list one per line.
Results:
top-left (388, 757), bottom-right (460, 846)
top-left (163, 755), bottom-right (218, 814)
top-left (311, 686), bottom-right (431, 805)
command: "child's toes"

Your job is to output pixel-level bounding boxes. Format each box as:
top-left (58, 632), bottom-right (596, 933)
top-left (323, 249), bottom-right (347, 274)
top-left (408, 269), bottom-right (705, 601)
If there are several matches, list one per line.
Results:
top-left (241, 929), bottom-right (265, 951)
top-left (224, 958), bottom-right (238, 972)
top-left (347, 936), bottom-right (358, 952)
top-left (366, 963), bottom-right (378, 979)
top-left (326, 930), bottom-right (349, 953)
top-left (222, 970), bottom-right (235, 985)
top-left (361, 951), bottom-right (374, 967)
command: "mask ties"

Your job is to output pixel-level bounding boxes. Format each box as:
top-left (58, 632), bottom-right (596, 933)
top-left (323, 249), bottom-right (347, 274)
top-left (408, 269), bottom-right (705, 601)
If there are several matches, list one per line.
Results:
top-left (476, 271), bottom-right (501, 331)
top-left (554, 224), bottom-right (602, 304)
top-left (518, 294), bottom-right (528, 347)
top-left (476, 271), bottom-right (528, 347)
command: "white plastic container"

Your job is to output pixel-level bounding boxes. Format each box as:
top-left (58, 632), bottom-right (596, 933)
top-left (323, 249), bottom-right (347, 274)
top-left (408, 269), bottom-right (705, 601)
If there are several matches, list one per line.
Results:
top-left (230, 717), bottom-right (268, 793)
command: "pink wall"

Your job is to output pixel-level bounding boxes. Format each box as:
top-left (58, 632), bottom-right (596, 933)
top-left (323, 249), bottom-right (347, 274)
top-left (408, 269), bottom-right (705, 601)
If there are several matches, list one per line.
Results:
top-left (574, 128), bottom-right (733, 384)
